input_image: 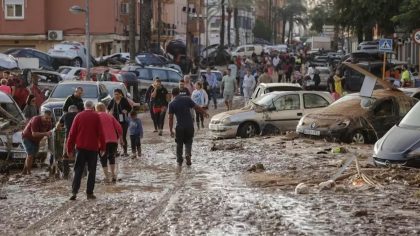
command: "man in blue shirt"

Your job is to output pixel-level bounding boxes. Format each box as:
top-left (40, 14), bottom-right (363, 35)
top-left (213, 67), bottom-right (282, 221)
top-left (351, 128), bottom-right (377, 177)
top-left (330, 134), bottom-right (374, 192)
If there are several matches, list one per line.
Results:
top-left (168, 88), bottom-right (209, 166)
top-left (205, 67), bottom-right (218, 109)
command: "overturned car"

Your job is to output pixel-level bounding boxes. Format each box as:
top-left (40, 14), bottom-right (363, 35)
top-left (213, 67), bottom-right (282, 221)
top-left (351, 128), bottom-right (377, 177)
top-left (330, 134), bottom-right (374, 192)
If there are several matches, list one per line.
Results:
top-left (296, 90), bottom-right (418, 144)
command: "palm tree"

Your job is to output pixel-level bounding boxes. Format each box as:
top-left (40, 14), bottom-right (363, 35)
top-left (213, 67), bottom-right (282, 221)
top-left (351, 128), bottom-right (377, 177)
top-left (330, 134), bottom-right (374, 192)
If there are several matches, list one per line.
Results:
top-left (274, 1), bottom-right (307, 44)
top-left (139, 0), bottom-right (153, 52)
top-left (228, 0), bottom-right (254, 46)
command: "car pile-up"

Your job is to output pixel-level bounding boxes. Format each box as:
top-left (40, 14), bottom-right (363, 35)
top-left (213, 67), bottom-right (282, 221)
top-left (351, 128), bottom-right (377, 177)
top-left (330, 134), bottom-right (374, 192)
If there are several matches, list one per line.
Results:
top-left (209, 63), bottom-right (420, 168)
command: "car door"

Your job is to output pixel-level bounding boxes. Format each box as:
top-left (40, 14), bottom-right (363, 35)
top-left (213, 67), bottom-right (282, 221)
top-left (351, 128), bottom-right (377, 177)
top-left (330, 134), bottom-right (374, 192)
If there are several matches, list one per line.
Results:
top-left (371, 98), bottom-right (399, 138)
top-left (302, 93), bottom-right (330, 115)
top-left (263, 94), bottom-right (303, 131)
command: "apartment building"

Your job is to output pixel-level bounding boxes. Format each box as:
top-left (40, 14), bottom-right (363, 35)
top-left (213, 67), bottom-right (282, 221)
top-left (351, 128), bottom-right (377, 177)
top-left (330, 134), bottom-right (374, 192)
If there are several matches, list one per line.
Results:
top-left (0, 0), bottom-right (131, 56)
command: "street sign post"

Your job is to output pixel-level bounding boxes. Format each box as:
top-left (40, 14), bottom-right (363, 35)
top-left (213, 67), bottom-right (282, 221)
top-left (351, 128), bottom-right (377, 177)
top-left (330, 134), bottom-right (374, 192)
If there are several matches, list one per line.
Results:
top-left (413, 29), bottom-right (420, 76)
top-left (379, 38), bottom-right (393, 80)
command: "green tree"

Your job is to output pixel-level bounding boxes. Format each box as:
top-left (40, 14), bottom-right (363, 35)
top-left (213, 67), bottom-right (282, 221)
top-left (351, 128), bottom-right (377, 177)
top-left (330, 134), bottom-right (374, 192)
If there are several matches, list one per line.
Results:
top-left (391, 0), bottom-right (420, 32)
top-left (253, 19), bottom-right (272, 41)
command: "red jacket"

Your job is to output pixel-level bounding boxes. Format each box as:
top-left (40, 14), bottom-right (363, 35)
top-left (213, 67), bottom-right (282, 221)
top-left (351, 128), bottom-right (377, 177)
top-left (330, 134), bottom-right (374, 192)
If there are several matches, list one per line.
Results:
top-left (66, 109), bottom-right (106, 154)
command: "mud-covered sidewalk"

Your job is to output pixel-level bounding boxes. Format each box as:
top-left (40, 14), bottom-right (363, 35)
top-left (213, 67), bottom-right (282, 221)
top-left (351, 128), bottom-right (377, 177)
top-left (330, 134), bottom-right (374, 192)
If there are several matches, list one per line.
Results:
top-left (1, 106), bottom-right (420, 235)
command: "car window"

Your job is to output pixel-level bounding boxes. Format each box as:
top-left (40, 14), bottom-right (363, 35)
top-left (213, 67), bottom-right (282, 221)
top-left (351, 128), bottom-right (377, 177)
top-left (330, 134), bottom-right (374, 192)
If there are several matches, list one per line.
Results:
top-left (51, 84), bottom-right (98, 99)
top-left (167, 70), bottom-right (182, 83)
top-left (58, 68), bottom-right (71, 74)
top-left (247, 47), bottom-right (255, 52)
top-left (253, 88), bottom-right (261, 98)
top-left (413, 92), bottom-right (420, 100)
top-left (237, 47), bottom-right (245, 53)
top-left (32, 51), bottom-right (49, 62)
top-left (151, 69), bottom-right (168, 82)
top-left (136, 68), bottom-right (151, 80)
top-left (74, 70), bottom-right (82, 76)
top-left (273, 94), bottom-right (300, 111)
top-left (0, 102), bottom-right (24, 122)
top-left (267, 86), bottom-right (302, 92)
top-left (374, 99), bottom-right (393, 117)
top-left (303, 93), bottom-right (329, 108)
top-left (99, 85), bottom-right (108, 97)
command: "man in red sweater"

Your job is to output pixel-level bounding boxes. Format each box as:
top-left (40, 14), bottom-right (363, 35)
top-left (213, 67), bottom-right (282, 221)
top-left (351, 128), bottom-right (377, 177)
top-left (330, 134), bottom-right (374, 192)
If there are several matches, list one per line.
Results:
top-left (67, 100), bottom-right (105, 200)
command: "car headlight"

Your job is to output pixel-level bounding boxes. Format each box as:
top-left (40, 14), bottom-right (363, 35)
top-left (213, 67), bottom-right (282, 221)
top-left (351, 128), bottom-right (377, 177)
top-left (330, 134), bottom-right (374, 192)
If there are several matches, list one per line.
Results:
top-left (297, 117), bottom-right (304, 127)
top-left (337, 119), bottom-right (350, 128)
top-left (221, 117), bottom-right (231, 125)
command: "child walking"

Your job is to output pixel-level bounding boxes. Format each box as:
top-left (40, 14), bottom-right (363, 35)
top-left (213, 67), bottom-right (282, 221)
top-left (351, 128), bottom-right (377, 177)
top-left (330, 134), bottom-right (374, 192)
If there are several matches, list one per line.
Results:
top-left (128, 110), bottom-right (143, 158)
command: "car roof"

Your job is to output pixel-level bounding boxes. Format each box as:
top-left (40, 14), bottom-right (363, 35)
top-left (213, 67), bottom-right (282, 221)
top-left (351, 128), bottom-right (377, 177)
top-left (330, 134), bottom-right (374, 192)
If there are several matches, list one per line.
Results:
top-left (200, 70), bottom-right (221, 73)
top-left (100, 81), bottom-right (124, 86)
top-left (266, 91), bottom-right (329, 97)
top-left (59, 81), bottom-right (100, 85)
top-left (0, 91), bottom-right (13, 102)
top-left (259, 83), bottom-right (302, 88)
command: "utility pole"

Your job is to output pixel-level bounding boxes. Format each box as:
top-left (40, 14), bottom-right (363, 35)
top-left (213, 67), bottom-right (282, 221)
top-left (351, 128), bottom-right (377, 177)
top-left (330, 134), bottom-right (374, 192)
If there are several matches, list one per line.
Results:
top-left (138, 0), bottom-right (143, 52)
top-left (129, 0), bottom-right (136, 63)
top-left (186, 1), bottom-right (190, 58)
top-left (157, 0), bottom-right (162, 50)
top-left (205, 0), bottom-right (209, 59)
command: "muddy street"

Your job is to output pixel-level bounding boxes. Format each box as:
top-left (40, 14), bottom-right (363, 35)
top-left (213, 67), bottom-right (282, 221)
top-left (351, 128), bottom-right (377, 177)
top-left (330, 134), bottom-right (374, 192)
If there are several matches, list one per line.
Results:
top-left (1, 102), bottom-right (420, 235)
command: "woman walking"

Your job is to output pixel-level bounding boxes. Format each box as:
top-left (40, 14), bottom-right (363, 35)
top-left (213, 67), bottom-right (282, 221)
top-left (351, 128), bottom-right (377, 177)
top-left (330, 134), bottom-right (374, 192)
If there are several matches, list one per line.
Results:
top-left (96, 103), bottom-right (122, 182)
top-left (107, 89), bottom-right (132, 156)
top-left (191, 81), bottom-right (209, 129)
top-left (150, 78), bottom-right (169, 136)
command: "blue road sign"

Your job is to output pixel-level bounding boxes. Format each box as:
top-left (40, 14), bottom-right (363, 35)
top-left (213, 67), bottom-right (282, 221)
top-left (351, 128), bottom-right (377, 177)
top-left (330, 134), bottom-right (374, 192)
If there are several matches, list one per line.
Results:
top-left (379, 38), bottom-right (393, 52)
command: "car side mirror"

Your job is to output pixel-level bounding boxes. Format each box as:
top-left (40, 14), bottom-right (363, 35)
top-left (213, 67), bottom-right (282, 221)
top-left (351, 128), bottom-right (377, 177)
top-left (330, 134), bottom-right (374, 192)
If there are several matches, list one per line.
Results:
top-left (44, 90), bottom-right (51, 98)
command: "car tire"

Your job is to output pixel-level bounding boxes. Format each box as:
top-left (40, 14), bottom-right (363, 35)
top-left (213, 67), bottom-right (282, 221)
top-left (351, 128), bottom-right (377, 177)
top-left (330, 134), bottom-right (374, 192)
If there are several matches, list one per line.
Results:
top-left (238, 122), bottom-right (258, 138)
top-left (350, 131), bottom-right (366, 144)
top-left (72, 58), bottom-right (83, 67)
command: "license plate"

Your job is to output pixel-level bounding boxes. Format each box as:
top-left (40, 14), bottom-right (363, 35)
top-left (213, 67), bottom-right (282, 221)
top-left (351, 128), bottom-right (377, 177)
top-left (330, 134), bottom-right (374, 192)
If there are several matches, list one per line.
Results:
top-left (306, 81), bottom-right (315, 86)
top-left (13, 152), bottom-right (26, 159)
top-left (304, 129), bottom-right (320, 136)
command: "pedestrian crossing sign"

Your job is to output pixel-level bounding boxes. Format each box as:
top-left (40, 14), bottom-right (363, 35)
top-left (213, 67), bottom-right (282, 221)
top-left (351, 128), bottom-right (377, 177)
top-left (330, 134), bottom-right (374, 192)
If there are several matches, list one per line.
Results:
top-left (379, 39), bottom-right (393, 52)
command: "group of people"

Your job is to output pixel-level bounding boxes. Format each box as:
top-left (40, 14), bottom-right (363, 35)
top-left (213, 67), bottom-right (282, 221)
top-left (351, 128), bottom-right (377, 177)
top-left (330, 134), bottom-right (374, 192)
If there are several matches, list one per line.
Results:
top-left (20, 86), bottom-right (144, 200)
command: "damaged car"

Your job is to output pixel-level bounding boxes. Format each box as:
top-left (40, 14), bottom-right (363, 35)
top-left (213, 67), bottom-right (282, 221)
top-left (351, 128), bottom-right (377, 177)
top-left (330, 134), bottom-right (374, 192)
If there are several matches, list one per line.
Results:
top-left (296, 90), bottom-right (418, 144)
top-left (210, 91), bottom-right (333, 138)
top-left (0, 91), bottom-right (27, 171)
top-left (373, 101), bottom-right (420, 168)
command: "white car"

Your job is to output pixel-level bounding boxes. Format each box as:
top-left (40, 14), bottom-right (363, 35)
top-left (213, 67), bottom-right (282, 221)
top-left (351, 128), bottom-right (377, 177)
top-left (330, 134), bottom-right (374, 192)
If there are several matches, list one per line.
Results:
top-left (251, 83), bottom-right (303, 100)
top-left (48, 41), bottom-right (89, 67)
top-left (209, 91), bottom-right (334, 138)
top-left (57, 66), bottom-right (85, 80)
top-left (231, 45), bottom-right (263, 58)
top-left (97, 53), bottom-right (130, 64)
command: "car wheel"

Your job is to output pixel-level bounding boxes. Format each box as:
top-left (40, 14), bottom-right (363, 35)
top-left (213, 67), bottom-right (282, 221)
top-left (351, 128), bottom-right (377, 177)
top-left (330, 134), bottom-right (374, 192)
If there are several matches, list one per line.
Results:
top-left (72, 58), bottom-right (83, 67)
top-left (350, 131), bottom-right (366, 144)
top-left (238, 122), bottom-right (258, 138)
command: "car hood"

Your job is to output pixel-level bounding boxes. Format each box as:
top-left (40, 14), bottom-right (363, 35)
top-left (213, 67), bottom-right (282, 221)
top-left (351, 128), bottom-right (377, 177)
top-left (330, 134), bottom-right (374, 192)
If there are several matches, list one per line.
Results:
top-left (301, 100), bottom-right (369, 128)
top-left (375, 126), bottom-right (420, 160)
top-left (42, 98), bottom-right (97, 108)
top-left (211, 107), bottom-right (257, 124)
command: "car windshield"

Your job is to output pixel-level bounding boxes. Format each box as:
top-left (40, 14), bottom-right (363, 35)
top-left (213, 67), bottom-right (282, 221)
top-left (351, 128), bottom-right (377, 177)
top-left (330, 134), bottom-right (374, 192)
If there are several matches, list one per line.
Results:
top-left (51, 84), bottom-right (98, 99)
top-left (253, 93), bottom-right (278, 107)
top-left (267, 86), bottom-right (302, 92)
top-left (0, 102), bottom-right (24, 123)
top-left (399, 102), bottom-right (420, 128)
top-left (105, 84), bottom-right (125, 97)
top-left (331, 94), bottom-right (376, 108)
top-left (136, 55), bottom-right (163, 65)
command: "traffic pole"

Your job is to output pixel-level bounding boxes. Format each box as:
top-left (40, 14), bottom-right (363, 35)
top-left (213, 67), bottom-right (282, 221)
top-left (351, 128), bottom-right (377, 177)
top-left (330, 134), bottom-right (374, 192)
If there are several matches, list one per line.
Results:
top-left (382, 52), bottom-right (386, 80)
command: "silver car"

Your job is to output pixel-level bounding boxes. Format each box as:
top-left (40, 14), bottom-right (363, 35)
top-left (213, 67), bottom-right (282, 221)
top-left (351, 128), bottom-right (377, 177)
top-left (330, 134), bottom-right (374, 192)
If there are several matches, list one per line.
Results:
top-left (209, 91), bottom-right (333, 139)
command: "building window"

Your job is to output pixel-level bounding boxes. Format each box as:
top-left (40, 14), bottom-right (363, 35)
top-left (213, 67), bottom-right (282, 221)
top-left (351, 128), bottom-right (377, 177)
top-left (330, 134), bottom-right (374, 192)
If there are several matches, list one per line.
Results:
top-left (4, 0), bottom-right (25, 19)
top-left (120, 3), bottom-right (129, 15)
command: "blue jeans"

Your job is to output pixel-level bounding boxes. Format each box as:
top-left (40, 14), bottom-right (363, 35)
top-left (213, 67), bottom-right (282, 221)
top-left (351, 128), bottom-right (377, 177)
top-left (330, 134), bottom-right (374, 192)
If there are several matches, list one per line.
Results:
top-left (208, 87), bottom-right (218, 108)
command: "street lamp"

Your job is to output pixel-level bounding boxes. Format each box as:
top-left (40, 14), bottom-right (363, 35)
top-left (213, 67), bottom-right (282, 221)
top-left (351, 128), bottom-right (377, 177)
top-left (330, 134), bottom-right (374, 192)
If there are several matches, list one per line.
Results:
top-left (69, 0), bottom-right (91, 80)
